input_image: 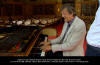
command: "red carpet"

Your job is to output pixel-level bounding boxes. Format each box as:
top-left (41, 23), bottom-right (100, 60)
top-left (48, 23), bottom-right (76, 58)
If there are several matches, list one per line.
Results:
top-left (84, 40), bottom-right (87, 56)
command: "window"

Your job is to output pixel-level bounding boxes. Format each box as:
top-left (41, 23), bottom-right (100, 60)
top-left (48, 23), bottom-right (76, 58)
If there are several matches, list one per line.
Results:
top-left (81, 2), bottom-right (98, 16)
top-left (14, 5), bottom-right (22, 16)
top-left (32, 4), bottom-right (55, 15)
top-left (44, 5), bottom-right (55, 15)
top-left (5, 4), bottom-right (14, 16)
top-left (0, 7), bottom-right (1, 16)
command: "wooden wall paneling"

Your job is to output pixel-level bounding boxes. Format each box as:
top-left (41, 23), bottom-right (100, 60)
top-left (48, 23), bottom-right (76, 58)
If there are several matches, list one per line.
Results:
top-left (75, 1), bottom-right (81, 17)
top-left (76, 1), bottom-right (98, 30)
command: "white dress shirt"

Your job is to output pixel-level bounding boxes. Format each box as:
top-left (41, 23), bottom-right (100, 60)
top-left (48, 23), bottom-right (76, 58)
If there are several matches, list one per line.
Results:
top-left (86, 0), bottom-right (100, 48)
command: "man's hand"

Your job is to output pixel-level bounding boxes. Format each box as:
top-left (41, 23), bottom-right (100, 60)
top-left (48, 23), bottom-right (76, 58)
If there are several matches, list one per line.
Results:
top-left (40, 45), bottom-right (52, 52)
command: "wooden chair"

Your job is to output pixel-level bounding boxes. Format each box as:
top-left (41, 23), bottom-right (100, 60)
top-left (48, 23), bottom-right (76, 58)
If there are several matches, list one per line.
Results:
top-left (42, 28), bottom-right (57, 41)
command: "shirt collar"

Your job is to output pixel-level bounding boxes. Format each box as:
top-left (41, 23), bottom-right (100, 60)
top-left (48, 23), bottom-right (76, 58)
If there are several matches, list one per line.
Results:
top-left (68, 17), bottom-right (75, 26)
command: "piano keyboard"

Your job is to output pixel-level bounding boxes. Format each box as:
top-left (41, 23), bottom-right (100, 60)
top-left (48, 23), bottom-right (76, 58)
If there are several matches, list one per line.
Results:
top-left (41, 36), bottom-right (48, 56)
top-left (29, 34), bottom-right (48, 56)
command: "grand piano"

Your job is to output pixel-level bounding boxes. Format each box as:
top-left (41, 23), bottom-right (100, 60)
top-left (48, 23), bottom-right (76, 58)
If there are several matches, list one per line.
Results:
top-left (0, 15), bottom-right (63, 56)
top-left (0, 0), bottom-right (63, 57)
top-left (0, 25), bottom-right (47, 56)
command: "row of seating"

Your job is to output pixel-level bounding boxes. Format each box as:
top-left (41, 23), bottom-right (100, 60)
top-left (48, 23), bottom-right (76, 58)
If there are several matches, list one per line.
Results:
top-left (0, 17), bottom-right (59, 27)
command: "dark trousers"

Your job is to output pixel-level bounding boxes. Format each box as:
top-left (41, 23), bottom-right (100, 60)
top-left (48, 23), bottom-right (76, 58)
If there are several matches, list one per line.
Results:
top-left (45, 51), bottom-right (63, 57)
top-left (85, 44), bottom-right (100, 56)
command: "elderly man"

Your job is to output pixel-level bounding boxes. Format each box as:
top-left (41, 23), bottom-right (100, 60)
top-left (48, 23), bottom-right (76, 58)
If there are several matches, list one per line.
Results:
top-left (86, 0), bottom-right (100, 56)
top-left (40, 4), bottom-right (86, 56)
